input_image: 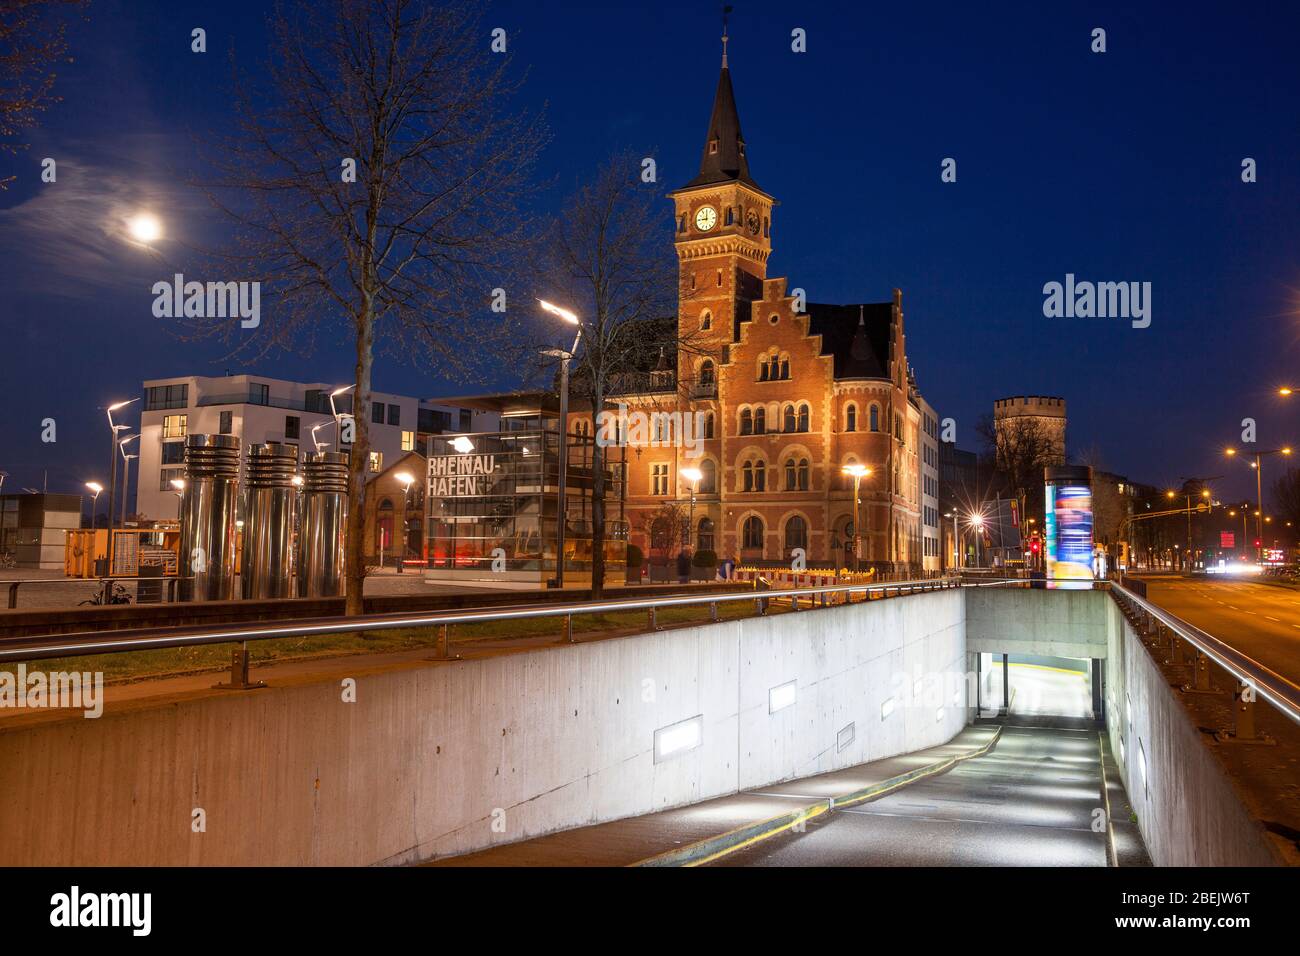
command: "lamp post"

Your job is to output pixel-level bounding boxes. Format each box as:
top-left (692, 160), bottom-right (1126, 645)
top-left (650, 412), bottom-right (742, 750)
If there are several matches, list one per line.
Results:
top-left (118, 434), bottom-right (140, 533)
top-left (944, 510), bottom-right (960, 571)
top-left (170, 478), bottom-right (185, 520)
top-left (1226, 446), bottom-right (1291, 562)
top-left (970, 513), bottom-right (985, 568)
top-left (394, 470), bottom-right (415, 573)
top-left (85, 482), bottom-right (103, 530)
top-left (539, 299), bottom-right (582, 589)
top-left (680, 467), bottom-right (702, 557)
top-left (841, 464), bottom-right (871, 572)
top-left (104, 398), bottom-right (139, 571)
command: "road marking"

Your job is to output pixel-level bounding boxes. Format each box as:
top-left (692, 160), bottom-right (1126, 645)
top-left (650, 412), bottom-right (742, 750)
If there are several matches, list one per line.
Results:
top-left (1265, 616), bottom-right (1282, 622)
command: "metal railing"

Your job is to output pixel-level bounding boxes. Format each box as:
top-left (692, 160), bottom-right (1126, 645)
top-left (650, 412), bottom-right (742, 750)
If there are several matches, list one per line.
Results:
top-left (5, 575), bottom-right (191, 609)
top-left (1111, 581), bottom-right (1300, 734)
top-left (0, 576), bottom-right (1012, 687)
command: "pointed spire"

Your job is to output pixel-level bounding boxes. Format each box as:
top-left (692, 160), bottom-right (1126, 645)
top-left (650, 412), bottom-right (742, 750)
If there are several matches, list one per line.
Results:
top-left (684, 8), bottom-right (758, 191)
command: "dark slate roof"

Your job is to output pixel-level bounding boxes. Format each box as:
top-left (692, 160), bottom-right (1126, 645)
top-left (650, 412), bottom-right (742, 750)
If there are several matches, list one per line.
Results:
top-left (806, 302), bottom-right (893, 379)
top-left (683, 66), bottom-right (761, 191)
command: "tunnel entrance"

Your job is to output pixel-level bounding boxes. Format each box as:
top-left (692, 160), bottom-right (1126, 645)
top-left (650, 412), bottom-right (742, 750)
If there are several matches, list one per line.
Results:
top-left (977, 653), bottom-right (1103, 723)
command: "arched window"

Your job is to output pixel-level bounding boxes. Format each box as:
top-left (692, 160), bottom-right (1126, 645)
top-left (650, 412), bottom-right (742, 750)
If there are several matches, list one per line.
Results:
top-left (895, 414), bottom-right (903, 440)
top-left (700, 459), bottom-right (717, 493)
top-left (742, 460), bottom-right (754, 492)
top-left (754, 406), bottom-right (766, 434)
top-left (769, 354), bottom-right (781, 380)
top-left (742, 515), bottom-right (764, 550)
top-left (697, 517), bottom-right (715, 552)
top-left (758, 357), bottom-right (769, 381)
top-left (785, 515), bottom-right (808, 553)
top-left (797, 458), bottom-right (809, 490)
top-left (784, 457), bottom-right (797, 490)
top-left (783, 404), bottom-right (796, 433)
top-left (846, 404), bottom-right (857, 432)
top-left (701, 411), bottom-right (715, 440)
top-left (869, 404), bottom-right (880, 432)
top-left (797, 404), bottom-right (810, 432)
top-left (740, 408), bottom-right (753, 435)
top-left (699, 359), bottom-right (715, 385)
top-left (700, 309), bottom-right (711, 330)
top-left (716, 269), bottom-right (723, 287)
top-left (780, 357), bottom-right (790, 380)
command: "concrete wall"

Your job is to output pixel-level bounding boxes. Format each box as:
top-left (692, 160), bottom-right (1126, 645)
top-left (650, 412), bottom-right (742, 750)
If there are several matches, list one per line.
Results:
top-left (1102, 600), bottom-right (1281, 866)
top-left (0, 589), bottom-right (968, 866)
top-left (966, 587), bottom-right (1107, 659)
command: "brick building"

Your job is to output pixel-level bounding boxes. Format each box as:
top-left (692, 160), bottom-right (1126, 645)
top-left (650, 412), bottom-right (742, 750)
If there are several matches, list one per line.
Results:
top-left (592, 48), bottom-right (939, 572)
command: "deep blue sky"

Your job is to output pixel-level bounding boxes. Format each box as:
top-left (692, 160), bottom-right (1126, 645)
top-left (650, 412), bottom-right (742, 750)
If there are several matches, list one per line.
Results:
top-left (2, 0), bottom-right (1299, 508)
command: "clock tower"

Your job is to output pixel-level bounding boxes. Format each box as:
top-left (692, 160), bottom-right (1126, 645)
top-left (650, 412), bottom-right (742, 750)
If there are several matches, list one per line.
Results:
top-left (669, 39), bottom-right (776, 349)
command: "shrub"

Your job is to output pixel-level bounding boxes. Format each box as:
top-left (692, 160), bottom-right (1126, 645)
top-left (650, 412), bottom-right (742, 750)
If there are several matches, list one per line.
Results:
top-left (692, 549), bottom-right (718, 568)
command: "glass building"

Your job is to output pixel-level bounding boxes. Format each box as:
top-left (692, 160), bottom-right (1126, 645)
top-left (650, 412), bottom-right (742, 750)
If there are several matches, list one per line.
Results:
top-left (424, 413), bottom-right (627, 585)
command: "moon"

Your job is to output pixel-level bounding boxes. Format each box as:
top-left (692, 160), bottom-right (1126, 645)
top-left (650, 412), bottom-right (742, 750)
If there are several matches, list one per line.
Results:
top-left (127, 213), bottom-right (162, 243)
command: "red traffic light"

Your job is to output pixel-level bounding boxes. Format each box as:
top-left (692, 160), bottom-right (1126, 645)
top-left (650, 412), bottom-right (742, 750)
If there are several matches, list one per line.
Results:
top-left (1030, 540), bottom-right (1041, 553)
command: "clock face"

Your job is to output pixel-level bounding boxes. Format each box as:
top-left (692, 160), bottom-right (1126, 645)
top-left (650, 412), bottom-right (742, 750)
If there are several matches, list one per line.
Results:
top-left (694, 206), bottom-right (718, 231)
top-left (747, 209), bottom-right (759, 234)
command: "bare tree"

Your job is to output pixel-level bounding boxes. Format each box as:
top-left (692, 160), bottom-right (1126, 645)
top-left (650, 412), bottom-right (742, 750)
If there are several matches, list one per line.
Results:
top-left (976, 413), bottom-right (1058, 526)
top-left (0, 0), bottom-right (83, 187)
top-left (1273, 468), bottom-right (1300, 530)
top-left (199, 0), bottom-right (545, 613)
top-left (538, 152), bottom-right (681, 597)
top-left (634, 500), bottom-right (687, 568)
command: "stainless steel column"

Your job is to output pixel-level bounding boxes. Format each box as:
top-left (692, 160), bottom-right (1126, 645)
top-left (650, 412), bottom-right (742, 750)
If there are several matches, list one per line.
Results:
top-left (241, 443), bottom-right (298, 599)
top-left (179, 434), bottom-right (240, 602)
top-left (299, 451), bottom-right (349, 598)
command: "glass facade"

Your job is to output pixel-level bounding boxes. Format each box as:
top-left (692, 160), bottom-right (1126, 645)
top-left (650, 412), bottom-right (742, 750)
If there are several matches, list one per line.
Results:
top-left (425, 424), bottom-right (626, 581)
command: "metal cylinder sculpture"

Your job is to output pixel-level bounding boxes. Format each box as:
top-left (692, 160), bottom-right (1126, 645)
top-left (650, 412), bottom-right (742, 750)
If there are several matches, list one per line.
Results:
top-left (179, 434), bottom-right (241, 602)
top-left (241, 443), bottom-right (299, 600)
top-left (298, 451), bottom-right (349, 598)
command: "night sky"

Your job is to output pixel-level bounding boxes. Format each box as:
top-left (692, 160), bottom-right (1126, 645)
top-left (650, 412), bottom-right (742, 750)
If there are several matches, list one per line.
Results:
top-left (2, 0), bottom-right (1299, 510)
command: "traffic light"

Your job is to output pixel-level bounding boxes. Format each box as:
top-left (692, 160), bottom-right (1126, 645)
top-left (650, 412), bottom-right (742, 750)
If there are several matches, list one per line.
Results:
top-left (1030, 539), bottom-right (1041, 554)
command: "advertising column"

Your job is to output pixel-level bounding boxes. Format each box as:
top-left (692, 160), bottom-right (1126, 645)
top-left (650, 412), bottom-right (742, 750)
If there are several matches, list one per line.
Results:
top-left (1044, 465), bottom-right (1094, 589)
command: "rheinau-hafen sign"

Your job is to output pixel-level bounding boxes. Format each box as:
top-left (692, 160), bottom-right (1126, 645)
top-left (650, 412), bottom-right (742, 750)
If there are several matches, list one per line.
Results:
top-left (428, 454), bottom-right (497, 497)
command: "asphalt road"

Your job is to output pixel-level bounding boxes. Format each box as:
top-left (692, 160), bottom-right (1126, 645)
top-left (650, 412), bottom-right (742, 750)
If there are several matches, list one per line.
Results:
top-left (1141, 576), bottom-right (1300, 683)
top-left (713, 722), bottom-right (1106, 867)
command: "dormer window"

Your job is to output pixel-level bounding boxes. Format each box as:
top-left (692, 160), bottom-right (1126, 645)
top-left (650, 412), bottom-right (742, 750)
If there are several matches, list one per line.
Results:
top-left (708, 139), bottom-right (719, 155)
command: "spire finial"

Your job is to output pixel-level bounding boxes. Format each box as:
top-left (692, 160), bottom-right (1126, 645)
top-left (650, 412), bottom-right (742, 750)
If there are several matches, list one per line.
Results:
top-left (858, 304), bottom-right (865, 326)
top-left (721, 4), bottom-right (733, 67)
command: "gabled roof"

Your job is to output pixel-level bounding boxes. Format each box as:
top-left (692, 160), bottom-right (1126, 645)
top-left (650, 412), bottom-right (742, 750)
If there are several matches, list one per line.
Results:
top-left (682, 64), bottom-right (761, 191)
top-left (806, 302), bottom-right (894, 379)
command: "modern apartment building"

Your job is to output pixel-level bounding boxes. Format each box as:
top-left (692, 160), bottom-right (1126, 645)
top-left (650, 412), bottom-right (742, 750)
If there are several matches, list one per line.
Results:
top-left (134, 373), bottom-right (492, 522)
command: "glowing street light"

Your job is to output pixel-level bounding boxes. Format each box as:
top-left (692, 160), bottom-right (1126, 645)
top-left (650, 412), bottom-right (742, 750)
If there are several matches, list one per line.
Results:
top-left (1224, 445), bottom-right (1293, 561)
top-left (681, 467), bottom-right (703, 557)
top-left (104, 397), bottom-right (140, 570)
top-left (841, 464), bottom-right (872, 572)
top-left (538, 299), bottom-right (583, 589)
top-left (393, 470), bottom-right (416, 573)
top-left (85, 481), bottom-right (103, 529)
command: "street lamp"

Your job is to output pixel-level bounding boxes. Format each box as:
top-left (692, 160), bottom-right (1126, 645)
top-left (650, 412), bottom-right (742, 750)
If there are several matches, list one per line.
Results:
top-left (970, 513), bottom-right (985, 569)
top-left (85, 482), bottom-right (103, 535)
top-left (104, 398), bottom-right (139, 571)
top-left (118, 434), bottom-right (140, 533)
top-left (944, 510), bottom-right (961, 571)
top-left (680, 467), bottom-right (702, 557)
top-left (394, 470), bottom-right (415, 574)
top-left (170, 478), bottom-right (186, 520)
top-left (841, 464), bottom-right (871, 572)
top-left (1225, 446), bottom-right (1291, 561)
top-left (539, 299), bottom-right (583, 589)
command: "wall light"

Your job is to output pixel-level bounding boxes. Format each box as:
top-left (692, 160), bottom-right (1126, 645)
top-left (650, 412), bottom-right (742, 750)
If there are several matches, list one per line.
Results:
top-left (881, 697), bottom-right (896, 720)
top-left (653, 715), bottom-right (703, 764)
top-left (768, 680), bottom-right (797, 714)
